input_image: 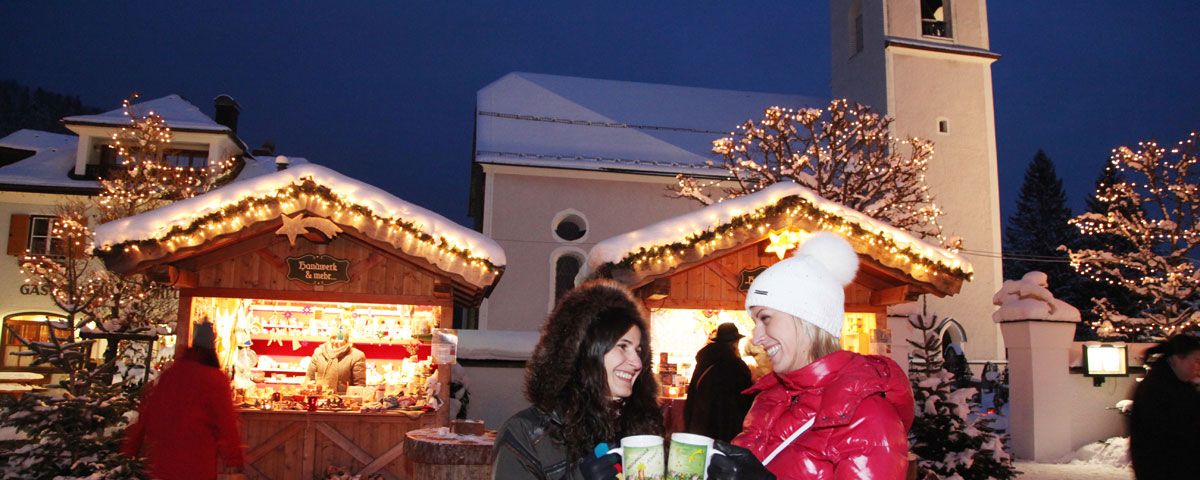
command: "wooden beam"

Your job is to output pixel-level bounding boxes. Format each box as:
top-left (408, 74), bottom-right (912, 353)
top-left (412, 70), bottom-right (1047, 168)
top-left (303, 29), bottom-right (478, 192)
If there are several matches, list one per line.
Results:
top-left (870, 285), bottom-right (911, 306)
top-left (314, 422), bottom-right (375, 465)
top-left (245, 420), bottom-right (305, 461)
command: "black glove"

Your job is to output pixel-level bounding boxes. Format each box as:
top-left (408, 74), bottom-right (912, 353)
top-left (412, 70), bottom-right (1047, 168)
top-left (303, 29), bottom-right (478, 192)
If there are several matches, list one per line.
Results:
top-left (707, 440), bottom-right (776, 480)
top-left (578, 452), bottom-right (620, 480)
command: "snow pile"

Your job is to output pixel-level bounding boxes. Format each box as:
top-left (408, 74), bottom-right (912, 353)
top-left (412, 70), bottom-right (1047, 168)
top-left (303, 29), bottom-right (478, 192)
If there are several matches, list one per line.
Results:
top-left (1060, 436), bottom-right (1131, 469)
top-left (588, 181), bottom-right (970, 277)
top-left (1013, 437), bottom-right (1134, 480)
top-left (457, 329), bottom-right (540, 361)
top-left (992, 271), bottom-right (1081, 322)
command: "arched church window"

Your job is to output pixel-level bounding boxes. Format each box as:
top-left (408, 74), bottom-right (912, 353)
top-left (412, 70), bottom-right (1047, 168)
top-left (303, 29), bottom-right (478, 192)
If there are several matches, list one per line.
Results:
top-left (921, 0), bottom-right (952, 38)
top-left (554, 253), bottom-right (583, 300)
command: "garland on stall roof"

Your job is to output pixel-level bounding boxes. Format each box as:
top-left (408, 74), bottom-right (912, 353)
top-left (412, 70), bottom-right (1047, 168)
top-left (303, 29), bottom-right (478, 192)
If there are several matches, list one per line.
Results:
top-left (615, 194), bottom-right (972, 281)
top-left (106, 176), bottom-right (502, 274)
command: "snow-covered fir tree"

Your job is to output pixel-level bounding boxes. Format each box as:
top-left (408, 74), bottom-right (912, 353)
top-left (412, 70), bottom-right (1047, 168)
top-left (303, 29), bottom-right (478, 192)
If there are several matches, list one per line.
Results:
top-left (908, 307), bottom-right (1017, 480)
top-left (1066, 132), bottom-right (1200, 336)
top-left (1, 94), bottom-right (235, 479)
top-left (673, 99), bottom-right (948, 243)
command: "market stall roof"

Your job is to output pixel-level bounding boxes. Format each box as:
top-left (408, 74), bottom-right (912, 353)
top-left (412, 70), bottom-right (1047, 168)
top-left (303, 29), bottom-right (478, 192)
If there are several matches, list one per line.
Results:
top-left (588, 181), bottom-right (971, 297)
top-left (94, 163), bottom-right (505, 293)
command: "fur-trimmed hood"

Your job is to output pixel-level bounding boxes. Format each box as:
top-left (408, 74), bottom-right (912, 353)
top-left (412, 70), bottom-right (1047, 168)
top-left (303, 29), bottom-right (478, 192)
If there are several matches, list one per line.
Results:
top-left (524, 279), bottom-right (649, 411)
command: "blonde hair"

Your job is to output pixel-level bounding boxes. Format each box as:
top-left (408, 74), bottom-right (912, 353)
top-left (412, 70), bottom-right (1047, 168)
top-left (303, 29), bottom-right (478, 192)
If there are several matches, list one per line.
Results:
top-left (798, 318), bottom-right (842, 364)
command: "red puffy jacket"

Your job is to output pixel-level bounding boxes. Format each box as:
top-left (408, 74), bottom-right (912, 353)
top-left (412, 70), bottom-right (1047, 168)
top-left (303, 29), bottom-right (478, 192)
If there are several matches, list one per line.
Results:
top-left (122, 350), bottom-right (245, 479)
top-left (733, 350), bottom-right (914, 480)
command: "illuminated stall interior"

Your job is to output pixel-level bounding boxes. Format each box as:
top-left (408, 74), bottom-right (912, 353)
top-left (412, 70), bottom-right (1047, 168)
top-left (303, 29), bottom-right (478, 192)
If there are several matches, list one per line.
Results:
top-left (193, 297), bottom-right (443, 401)
top-left (590, 182), bottom-right (971, 397)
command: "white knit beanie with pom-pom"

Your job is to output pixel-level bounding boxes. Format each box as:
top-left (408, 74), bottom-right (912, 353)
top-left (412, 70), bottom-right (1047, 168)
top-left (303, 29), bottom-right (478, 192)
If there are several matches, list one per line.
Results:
top-left (745, 232), bottom-right (859, 338)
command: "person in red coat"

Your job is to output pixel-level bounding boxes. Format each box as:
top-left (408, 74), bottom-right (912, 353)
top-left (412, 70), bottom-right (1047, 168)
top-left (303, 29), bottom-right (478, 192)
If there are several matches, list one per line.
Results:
top-left (123, 320), bottom-right (246, 479)
top-left (708, 232), bottom-right (915, 480)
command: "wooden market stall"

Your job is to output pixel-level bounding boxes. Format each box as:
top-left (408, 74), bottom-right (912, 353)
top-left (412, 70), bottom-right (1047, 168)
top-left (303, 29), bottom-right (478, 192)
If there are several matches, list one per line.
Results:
top-left (588, 182), bottom-right (971, 433)
top-left (94, 164), bottom-right (505, 480)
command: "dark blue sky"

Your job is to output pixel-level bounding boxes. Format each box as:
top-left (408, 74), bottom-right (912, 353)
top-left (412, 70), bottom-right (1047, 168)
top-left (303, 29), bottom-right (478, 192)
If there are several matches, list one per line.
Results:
top-left (4, 2), bottom-right (1199, 233)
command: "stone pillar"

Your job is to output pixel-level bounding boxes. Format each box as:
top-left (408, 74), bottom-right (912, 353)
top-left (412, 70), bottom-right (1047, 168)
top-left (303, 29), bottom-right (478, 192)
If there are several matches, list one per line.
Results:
top-left (999, 320), bottom-right (1077, 461)
top-left (992, 271), bottom-right (1081, 462)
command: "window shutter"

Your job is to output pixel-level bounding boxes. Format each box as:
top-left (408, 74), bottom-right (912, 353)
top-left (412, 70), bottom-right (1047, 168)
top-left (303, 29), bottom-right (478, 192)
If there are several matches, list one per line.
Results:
top-left (7, 214), bottom-right (30, 257)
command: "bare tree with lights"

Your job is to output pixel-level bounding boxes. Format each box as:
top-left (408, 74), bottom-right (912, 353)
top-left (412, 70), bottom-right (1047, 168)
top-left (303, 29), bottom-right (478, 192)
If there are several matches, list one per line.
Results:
top-left (1, 94), bottom-right (235, 479)
top-left (674, 99), bottom-right (947, 242)
top-left (1066, 132), bottom-right (1200, 337)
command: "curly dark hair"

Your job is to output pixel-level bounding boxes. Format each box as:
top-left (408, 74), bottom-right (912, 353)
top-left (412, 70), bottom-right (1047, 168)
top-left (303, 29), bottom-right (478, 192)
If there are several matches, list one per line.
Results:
top-left (524, 279), bottom-right (662, 460)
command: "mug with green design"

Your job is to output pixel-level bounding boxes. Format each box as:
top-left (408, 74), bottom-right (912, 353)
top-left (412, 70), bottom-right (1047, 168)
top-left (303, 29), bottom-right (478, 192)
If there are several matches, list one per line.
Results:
top-left (607, 435), bottom-right (664, 480)
top-left (666, 433), bottom-right (725, 479)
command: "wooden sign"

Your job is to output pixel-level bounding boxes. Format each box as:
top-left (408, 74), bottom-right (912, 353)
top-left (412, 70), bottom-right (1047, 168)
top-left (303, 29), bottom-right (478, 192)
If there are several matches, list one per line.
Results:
top-left (286, 254), bottom-right (351, 286)
top-left (738, 266), bottom-right (768, 292)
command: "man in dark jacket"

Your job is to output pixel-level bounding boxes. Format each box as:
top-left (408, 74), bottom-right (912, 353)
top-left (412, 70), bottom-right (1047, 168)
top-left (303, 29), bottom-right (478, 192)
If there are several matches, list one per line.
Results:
top-left (1129, 334), bottom-right (1200, 480)
top-left (684, 322), bottom-right (753, 442)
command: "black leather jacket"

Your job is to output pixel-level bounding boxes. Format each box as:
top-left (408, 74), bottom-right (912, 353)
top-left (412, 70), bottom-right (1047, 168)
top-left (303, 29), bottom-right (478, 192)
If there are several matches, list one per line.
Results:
top-left (492, 407), bottom-right (586, 480)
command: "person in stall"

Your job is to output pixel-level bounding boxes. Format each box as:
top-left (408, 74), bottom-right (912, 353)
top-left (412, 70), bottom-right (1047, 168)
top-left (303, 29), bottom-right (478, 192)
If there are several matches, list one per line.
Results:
top-left (684, 322), bottom-right (753, 442)
top-left (305, 323), bottom-right (367, 394)
top-left (491, 280), bottom-right (663, 480)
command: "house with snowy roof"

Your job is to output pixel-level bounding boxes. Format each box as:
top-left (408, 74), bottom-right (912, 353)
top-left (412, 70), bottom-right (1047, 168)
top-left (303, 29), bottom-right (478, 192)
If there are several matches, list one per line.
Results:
top-left (0, 93), bottom-right (298, 371)
top-left (469, 0), bottom-right (1002, 374)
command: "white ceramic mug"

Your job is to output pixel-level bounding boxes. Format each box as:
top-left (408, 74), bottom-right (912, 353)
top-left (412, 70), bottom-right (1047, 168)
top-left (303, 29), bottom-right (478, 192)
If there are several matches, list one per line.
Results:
top-left (667, 432), bottom-right (726, 479)
top-left (607, 435), bottom-right (665, 479)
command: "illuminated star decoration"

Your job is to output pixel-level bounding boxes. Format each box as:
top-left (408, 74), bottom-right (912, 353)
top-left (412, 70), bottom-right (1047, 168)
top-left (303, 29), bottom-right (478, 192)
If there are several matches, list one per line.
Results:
top-left (764, 229), bottom-right (803, 259)
top-left (275, 213), bottom-right (344, 246)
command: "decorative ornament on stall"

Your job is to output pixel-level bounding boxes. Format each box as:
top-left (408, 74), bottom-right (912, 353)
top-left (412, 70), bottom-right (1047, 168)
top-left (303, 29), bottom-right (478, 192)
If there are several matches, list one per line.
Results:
top-left (764, 229), bottom-right (804, 259)
top-left (276, 213), bottom-right (344, 246)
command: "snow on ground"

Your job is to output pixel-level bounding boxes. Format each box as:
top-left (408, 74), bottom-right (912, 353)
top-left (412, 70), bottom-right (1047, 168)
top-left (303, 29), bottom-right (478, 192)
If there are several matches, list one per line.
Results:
top-left (1015, 437), bottom-right (1132, 479)
top-left (1015, 462), bottom-right (1132, 480)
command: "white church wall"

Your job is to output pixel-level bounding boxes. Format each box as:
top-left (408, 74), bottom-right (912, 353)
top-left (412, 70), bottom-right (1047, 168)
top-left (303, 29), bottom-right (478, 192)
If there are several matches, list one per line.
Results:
top-left (1068, 373), bottom-right (1136, 451)
top-left (480, 165), bottom-right (700, 331)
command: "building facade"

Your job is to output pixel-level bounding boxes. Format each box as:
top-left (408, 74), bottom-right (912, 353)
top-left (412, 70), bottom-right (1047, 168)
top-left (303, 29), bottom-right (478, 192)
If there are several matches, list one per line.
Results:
top-left (472, 0), bottom-right (1003, 363)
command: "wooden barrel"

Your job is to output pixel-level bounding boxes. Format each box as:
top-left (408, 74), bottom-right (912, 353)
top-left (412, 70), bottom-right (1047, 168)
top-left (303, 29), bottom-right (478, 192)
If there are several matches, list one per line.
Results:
top-left (404, 424), bottom-right (495, 480)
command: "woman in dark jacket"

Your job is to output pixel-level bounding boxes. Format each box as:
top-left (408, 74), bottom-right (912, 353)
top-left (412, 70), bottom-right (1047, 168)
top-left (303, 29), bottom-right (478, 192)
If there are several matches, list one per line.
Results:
top-left (492, 280), bottom-right (663, 480)
top-left (684, 322), bottom-right (753, 442)
top-left (1129, 333), bottom-right (1200, 480)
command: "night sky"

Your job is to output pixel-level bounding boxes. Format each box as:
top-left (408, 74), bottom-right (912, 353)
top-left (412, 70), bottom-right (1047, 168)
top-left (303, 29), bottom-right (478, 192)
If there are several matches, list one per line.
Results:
top-left (4, 2), bottom-right (1200, 240)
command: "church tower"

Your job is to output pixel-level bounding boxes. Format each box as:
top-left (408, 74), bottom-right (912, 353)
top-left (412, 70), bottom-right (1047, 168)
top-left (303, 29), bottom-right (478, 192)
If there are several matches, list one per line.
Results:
top-left (830, 0), bottom-right (1004, 361)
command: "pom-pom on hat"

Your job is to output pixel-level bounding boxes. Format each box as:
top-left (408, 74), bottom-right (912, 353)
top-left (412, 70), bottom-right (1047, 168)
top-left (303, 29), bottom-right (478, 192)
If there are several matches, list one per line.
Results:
top-left (745, 232), bottom-right (859, 338)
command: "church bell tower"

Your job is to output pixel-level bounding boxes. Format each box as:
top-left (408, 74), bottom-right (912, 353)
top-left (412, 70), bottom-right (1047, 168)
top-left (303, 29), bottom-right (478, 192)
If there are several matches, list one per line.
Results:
top-left (830, 0), bottom-right (1004, 361)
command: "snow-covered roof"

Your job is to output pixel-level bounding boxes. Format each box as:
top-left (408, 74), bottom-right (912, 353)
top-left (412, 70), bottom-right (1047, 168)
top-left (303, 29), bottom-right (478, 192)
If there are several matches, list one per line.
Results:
top-left (63, 94), bottom-right (230, 132)
top-left (0, 129), bottom-right (97, 190)
top-left (234, 155), bottom-right (311, 183)
top-left (992, 271), bottom-right (1080, 323)
top-left (476, 72), bottom-right (821, 175)
top-left (589, 181), bottom-right (971, 292)
top-left (94, 163), bottom-right (505, 288)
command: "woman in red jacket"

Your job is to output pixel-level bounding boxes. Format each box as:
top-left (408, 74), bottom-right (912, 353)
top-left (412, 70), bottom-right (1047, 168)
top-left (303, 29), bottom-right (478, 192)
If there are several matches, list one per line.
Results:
top-left (709, 232), bottom-right (914, 480)
top-left (123, 320), bottom-right (245, 479)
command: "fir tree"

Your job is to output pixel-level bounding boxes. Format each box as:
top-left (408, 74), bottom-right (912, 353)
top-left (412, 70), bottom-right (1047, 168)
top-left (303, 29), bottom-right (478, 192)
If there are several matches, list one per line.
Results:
top-left (0, 80), bottom-right (100, 137)
top-left (908, 306), bottom-right (1017, 480)
top-left (1003, 150), bottom-right (1085, 308)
